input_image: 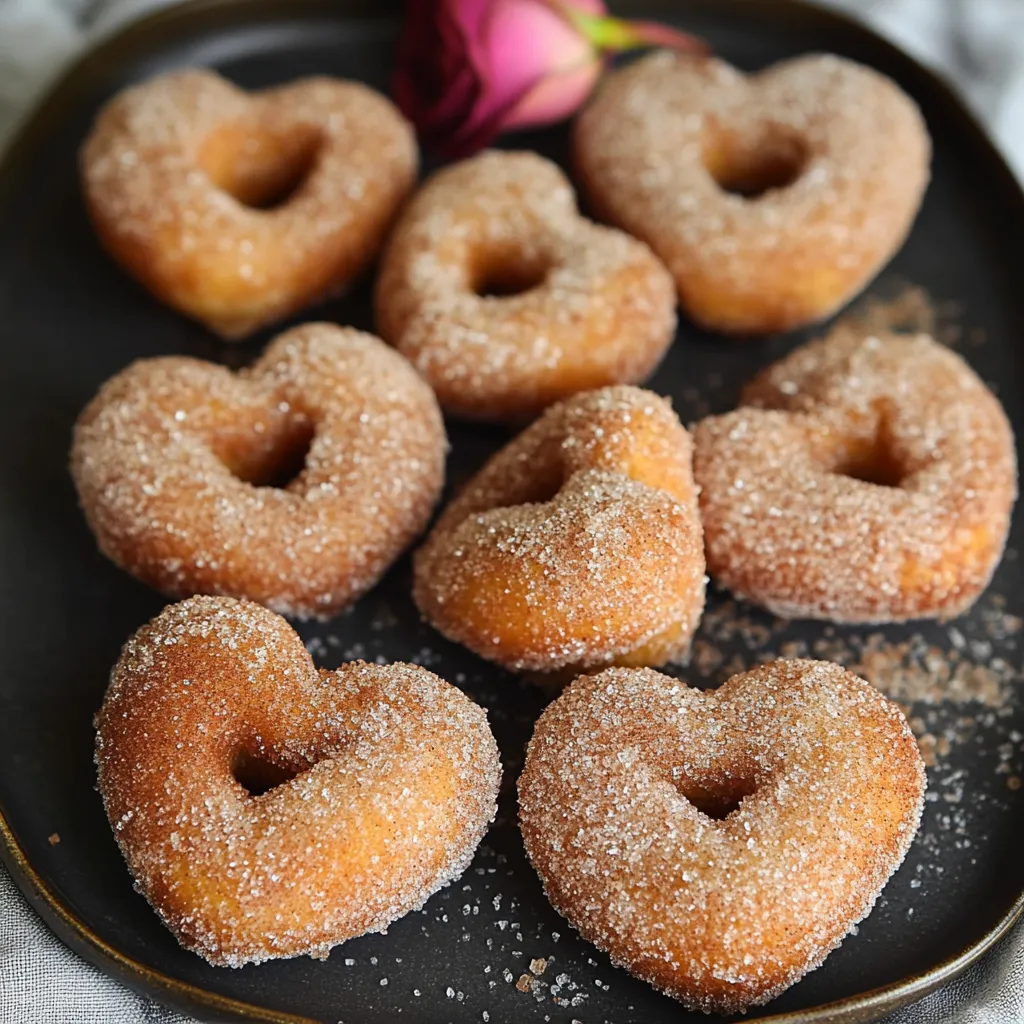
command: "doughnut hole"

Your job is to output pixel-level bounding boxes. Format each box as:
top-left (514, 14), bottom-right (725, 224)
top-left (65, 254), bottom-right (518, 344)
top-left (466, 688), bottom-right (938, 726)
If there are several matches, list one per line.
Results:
top-left (702, 123), bottom-right (809, 199)
top-left (834, 443), bottom-right (907, 488)
top-left (213, 414), bottom-right (317, 490)
top-left (826, 418), bottom-right (909, 489)
top-left (672, 768), bottom-right (758, 821)
top-left (675, 778), bottom-right (757, 819)
top-left (198, 123), bottom-right (322, 210)
top-left (469, 241), bottom-right (552, 299)
top-left (232, 748), bottom-right (303, 797)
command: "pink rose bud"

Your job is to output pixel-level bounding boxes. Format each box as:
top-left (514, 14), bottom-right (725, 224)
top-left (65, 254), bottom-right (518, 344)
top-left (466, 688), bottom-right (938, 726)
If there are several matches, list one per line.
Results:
top-left (393, 0), bottom-right (705, 158)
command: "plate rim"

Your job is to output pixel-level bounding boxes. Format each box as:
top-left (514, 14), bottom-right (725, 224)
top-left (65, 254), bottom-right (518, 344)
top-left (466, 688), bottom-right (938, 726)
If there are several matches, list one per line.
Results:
top-left (2, 0), bottom-right (1023, 1021)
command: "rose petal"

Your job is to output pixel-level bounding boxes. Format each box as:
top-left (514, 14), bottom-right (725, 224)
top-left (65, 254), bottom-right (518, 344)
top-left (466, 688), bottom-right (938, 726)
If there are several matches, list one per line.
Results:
top-left (559, 0), bottom-right (606, 15)
top-left (502, 56), bottom-right (602, 130)
top-left (453, 0), bottom-right (597, 146)
top-left (440, 89), bottom-right (524, 156)
top-left (486, 0), bottom-right (594, 87)
top-left (393, 0), bottom-right (609, 157)
top-left (393, 0), bottom-right (491, 145)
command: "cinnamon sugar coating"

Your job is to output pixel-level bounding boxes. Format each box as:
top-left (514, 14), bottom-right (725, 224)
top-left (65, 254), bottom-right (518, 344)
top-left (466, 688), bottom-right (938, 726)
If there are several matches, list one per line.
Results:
top-left (693, 327), bottom-right (1017, 622)
top-left (71, 323), bottom-right (445, 619)
top-left (519, 661), bottom-right (925, 1013)
top-left (81, 70), bottom-right (417, 338)
top-left (574, 52), bottom-right (930, 334)
top-left (95, 596), bottom-right (501, 967)
top-left (375, 151), bottom-right (676, 421)
top-left (413, 386), bottom-right (705, 674)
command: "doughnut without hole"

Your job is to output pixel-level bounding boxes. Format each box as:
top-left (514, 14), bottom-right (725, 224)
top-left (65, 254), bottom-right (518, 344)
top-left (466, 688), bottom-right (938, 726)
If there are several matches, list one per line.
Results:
top-left (414, 386), bottom-right (705, 674)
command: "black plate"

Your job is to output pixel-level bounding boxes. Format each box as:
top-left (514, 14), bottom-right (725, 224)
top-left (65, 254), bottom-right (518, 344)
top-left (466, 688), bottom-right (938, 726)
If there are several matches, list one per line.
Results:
top-left (1, 1), bottom-right (1022, 1022)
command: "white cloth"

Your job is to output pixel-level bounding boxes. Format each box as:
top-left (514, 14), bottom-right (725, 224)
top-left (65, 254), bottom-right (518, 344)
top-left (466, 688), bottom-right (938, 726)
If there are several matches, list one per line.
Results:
top-left (827, 0), bottom-right (1024, 179)
top-left (0, 1), bottom-right (1023, 1022)
top-left (0, 867), bottom-right (190, 1023)
top-left (3, 0), bottom-right (1024, 174)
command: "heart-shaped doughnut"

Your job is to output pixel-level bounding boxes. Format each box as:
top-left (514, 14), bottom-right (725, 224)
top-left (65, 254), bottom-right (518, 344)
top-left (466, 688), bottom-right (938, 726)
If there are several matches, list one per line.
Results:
top-left (519, 660), bottom-right (925, 1013)
top-left (71, 323), bottom-right (445, 618)
top-left (693, 326), bottom-right (1017, 622)
top-left (574, 52), bottom-right (930, 334)
top-left (95, 596), bottom-right (502, 967)
top-left (376, 150), bottom-right (676, 421)
top-left (81, 70), bottom-right (417, 338)
top-left (413, 386), bottom-right (705, 675)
